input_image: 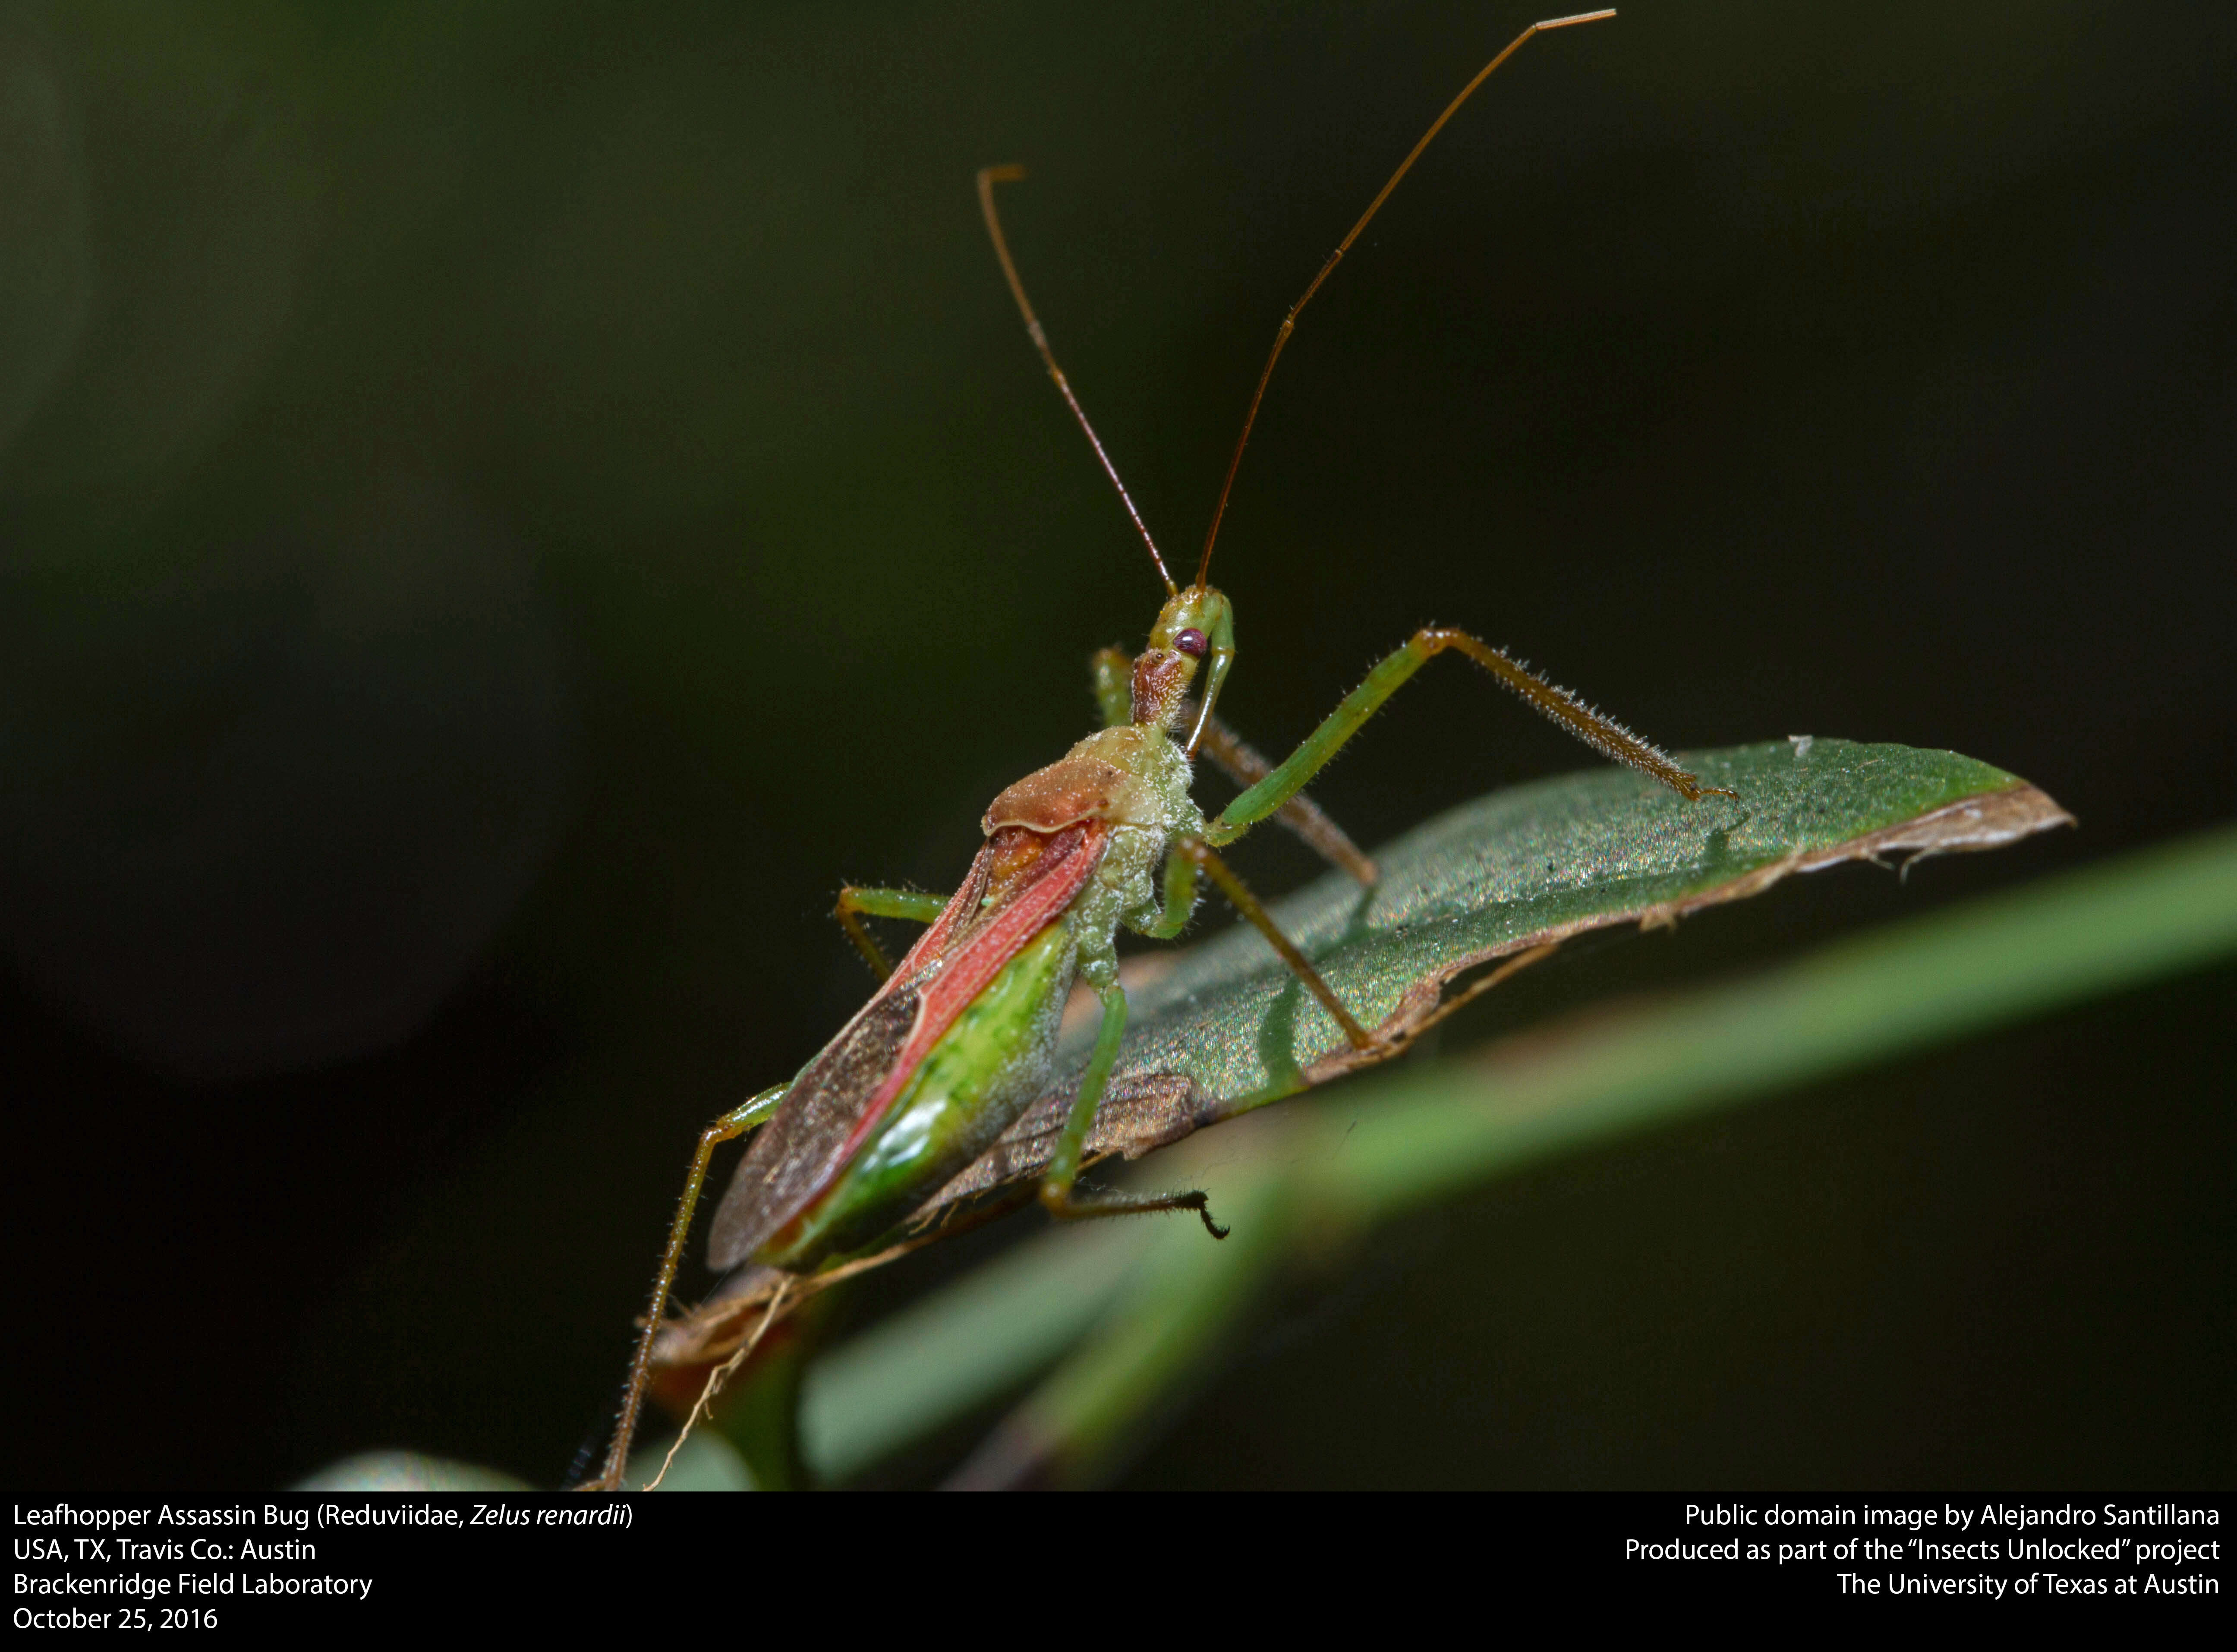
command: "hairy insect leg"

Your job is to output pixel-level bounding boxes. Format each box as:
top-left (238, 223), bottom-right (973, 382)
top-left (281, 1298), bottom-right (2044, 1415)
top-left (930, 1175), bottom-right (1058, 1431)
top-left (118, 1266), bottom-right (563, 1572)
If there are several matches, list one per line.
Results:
top-left (834, 886), bottom-right (948, 980)
top-left (1178, 837), bottom-right (1375, 1050)
top-left (1038, 981), bottom-right (1226, 1238)
top-left (589, 1081), bottom-right (790, 1491)
top-left (1205, 627), bottom-right (1738, 848)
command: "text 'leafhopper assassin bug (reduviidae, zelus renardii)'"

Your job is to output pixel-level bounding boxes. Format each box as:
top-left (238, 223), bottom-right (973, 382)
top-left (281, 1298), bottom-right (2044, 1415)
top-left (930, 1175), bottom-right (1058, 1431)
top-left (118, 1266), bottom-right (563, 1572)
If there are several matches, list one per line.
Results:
top-left (587, 8), bottom-right (1735, 1490)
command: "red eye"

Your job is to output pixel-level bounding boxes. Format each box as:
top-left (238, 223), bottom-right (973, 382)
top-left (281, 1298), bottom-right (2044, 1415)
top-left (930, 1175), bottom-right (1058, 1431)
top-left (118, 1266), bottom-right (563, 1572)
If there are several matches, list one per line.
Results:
top-left (1175, 628), bottom-right (1209, 659)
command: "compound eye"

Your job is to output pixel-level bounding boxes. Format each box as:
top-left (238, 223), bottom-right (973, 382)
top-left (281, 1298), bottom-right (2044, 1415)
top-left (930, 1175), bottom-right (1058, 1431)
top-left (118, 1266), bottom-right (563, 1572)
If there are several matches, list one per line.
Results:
top-left (1174, 627), bottom-right (1209, 659)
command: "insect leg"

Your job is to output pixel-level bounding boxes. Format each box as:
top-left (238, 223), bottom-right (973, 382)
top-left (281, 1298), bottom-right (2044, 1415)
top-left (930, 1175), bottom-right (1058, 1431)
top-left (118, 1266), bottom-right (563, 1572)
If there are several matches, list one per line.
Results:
top-left (1090, 646), bottom-right (1133, 729)
top-left (1194, 715), bottom-right (1378, 886)
top-left (1038, 981), bottom-right (1226, 1238)
top-left (1135, 835), bottom-right (1204, 942)
top-left (834, 886), bottom-right (948, 980)
top-left (1042, 981), bottom-right (1127, 1204)
top-left (1204, 628), bottom-right (1738, 847)
top-left (1179, 837), bottom-right (1374, 1051)
top-left (589, 1081), bottom-right (789, 1491)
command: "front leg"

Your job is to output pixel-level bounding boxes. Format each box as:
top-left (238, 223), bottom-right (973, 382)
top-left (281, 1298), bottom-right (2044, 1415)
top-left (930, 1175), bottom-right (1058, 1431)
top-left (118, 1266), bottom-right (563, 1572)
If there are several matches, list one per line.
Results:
top-left (1207, 628), bottom-right (1737, 845)
top-left (1090, 646), bottom-right (1134, 730)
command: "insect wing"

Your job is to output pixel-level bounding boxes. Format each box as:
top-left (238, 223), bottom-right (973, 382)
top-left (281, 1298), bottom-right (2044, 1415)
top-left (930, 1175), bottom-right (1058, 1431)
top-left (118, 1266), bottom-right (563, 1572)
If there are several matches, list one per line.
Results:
top-left (706, 822), bottom-right (1107, 1268)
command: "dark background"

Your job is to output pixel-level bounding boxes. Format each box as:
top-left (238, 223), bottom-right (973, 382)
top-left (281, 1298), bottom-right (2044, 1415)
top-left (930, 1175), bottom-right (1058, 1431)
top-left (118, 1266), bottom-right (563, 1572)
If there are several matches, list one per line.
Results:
top-left (4, 0), bottom-right (2231, 1491)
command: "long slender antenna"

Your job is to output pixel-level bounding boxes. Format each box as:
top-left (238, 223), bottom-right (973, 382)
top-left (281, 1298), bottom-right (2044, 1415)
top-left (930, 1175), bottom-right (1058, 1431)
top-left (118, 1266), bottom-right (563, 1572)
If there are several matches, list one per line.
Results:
top-left (977, 165), bottom-right (1178, 596)
top-left (1194, 9), bottom-right (1615, 590)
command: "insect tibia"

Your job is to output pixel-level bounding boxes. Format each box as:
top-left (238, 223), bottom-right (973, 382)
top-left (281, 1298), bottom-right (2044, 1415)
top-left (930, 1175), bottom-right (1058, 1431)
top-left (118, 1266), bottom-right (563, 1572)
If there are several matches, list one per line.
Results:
top-left (1473, 642), bottom-right (1669, 764)
top-left (1417, 629), bottom-right (1737, 804)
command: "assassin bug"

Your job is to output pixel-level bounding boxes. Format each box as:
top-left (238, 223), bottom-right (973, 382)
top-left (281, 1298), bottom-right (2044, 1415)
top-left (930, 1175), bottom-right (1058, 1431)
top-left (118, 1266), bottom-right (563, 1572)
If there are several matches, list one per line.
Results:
top-left (591, 8), bottom-right (1732, 1489)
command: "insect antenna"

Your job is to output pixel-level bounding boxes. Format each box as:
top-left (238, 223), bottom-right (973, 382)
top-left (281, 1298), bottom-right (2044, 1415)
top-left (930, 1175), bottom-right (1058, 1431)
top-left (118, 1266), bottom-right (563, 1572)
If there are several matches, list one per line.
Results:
top-left (1193, 9), bottom-right (1616, 591)
top-left (977, 165), bottom-right (1177, 596)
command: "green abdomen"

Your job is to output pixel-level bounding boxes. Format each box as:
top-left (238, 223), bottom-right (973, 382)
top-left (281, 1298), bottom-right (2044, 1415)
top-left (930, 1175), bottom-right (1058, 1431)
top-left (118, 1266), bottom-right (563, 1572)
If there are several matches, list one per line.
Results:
top-left (756, 921), bottom-right (1076, 1270)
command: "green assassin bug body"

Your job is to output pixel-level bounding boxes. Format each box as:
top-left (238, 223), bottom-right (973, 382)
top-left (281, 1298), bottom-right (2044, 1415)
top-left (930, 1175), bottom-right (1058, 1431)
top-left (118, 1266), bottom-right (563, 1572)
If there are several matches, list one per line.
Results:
top-left (712, 596), bottom-right (1229, 1277)
top-left (590, 9), bottom-right (1728, 1489)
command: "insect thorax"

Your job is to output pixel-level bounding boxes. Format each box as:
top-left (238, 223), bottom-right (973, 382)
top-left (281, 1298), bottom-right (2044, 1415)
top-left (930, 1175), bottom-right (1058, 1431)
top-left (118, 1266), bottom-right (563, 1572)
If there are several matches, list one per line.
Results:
top-left (1045, 725), bottom-right (1202, 990)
